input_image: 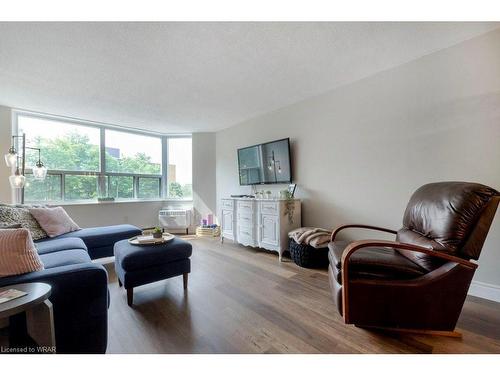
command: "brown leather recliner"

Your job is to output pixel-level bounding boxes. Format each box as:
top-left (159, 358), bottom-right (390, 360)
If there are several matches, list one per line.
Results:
top-left (328, 181), bottom-right (499, 335)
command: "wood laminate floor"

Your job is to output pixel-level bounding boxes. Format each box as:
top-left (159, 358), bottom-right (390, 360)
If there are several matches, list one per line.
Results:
top-left (104, 236), bottom-right (500, 354)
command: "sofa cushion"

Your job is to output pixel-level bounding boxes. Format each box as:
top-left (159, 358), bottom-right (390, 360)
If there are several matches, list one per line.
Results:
top-left (35, 237), bottom-right (87, 255)
top-left (39, 249), bottom-right (91, 269)
top-left (114, 237), bottom-right (192, 272)
top-left (50, 224), bottom-right (141, 250)
top-left (328, 240), bottom-right (427, 283)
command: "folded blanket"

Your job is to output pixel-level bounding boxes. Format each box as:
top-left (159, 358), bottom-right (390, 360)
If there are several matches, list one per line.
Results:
top-left (288, 227), bottom-right (332, 248)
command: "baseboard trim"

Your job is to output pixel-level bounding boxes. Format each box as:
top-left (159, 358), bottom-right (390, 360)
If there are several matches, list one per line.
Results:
top-left (468, 281), bottom-right (500, 303)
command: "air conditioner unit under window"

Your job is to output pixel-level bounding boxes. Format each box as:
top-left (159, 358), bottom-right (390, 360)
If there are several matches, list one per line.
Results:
top-left (159, 209), bottom-right (190, 234)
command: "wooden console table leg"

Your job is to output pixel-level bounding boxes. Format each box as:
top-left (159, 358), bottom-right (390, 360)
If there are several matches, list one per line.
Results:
top-left (183, 273), bottom-right (188, 290)
top-left (127, 288), bottom-right (134, 306)
top-left (26, 300), bottom-right (56, 352)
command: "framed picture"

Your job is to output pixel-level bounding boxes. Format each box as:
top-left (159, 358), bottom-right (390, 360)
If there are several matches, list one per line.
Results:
top-left (288, 184), bottom-right (297, 198)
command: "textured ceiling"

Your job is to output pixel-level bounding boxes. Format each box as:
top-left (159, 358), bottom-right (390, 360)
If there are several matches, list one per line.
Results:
top-left (0, 22), bottom-right (498, 133)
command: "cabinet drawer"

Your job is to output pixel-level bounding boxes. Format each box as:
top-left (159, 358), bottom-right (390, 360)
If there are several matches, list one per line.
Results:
top-left (237, 214), bottom-right (254, 227)
top-left (238, 226), bottom-right (254, 239)
top-left (237, 201), bottom-right (254, 213)
top-left (221, 199), bottom-right (234, 210)
top-left (260, 201), bottom-right (278, 214)
top-left (238, 225), bottom-right (253, 235)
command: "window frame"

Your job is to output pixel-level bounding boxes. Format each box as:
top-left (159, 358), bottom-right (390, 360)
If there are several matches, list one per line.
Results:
top-left (13, 110), bottom-right (192, 204)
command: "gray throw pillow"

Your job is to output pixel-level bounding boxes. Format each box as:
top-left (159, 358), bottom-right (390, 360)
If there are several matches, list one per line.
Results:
top-left (0, 204), bottom-right (48, 241)
top-left (0, 223), bottom-right (22, 229)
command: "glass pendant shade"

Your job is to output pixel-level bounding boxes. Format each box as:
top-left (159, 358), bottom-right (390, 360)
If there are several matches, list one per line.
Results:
top-left (4, 149), bottom-right (17, 167)
top-left (9, 171), bottom-right (26, 189)
top-left (33, 162), bottom-right (48, 180)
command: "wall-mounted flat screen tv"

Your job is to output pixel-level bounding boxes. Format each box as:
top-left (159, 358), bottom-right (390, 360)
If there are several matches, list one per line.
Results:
top-left (238, 138), bottom-right (292, 185)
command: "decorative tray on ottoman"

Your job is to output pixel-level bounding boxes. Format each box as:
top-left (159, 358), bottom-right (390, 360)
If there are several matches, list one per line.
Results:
top-left (128, 233), bottom-right (175, 246)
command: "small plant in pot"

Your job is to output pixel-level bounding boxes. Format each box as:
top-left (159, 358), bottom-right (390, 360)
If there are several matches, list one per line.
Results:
top-left (152, 227), bottom-right (163, 239)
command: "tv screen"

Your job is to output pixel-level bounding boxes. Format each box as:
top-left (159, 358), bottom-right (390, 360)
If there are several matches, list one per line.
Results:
top-left (238, 138), bottom-right (292, 185)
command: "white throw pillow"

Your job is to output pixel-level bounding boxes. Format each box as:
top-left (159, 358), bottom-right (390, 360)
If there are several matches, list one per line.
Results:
top-left (29, 207), bottom-right (81, 238)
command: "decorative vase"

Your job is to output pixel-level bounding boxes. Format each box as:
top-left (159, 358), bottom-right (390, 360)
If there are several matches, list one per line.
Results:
top-left (153, 231), bottom-right (162, 239)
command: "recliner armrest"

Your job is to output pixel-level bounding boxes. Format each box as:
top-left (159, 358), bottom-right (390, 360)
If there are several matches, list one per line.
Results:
top-left (330, 224), bottom-right (397, 241)
top-left (341, 240), bottom-right (477, 270)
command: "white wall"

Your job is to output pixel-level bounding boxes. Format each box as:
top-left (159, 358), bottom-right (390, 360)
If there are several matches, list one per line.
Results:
top-left (192, 132), bottom-right (217, 224)
top-left (216, 29), bottom-right (500, 292)
top-left (0, 106), bottom-right (13, 203)
top-left (62, 201), bottom-right (168, 228)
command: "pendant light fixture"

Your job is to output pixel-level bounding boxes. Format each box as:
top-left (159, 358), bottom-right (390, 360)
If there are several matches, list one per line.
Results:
top-left (4, 133), bottom-right (48, 202)
top-left (9, 158), bottom-right (26, 189)
top-left (4, 145), bottom-right (17, 167)
top-left (32, 149), bottom-right (48, 180)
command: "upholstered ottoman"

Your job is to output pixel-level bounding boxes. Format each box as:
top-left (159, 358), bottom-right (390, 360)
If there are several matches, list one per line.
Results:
top-left (113, 237), bottom-right (192, 306)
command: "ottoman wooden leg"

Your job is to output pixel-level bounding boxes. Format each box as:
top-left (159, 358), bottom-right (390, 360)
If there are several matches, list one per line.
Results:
top-left (183, 273), bottom-right (188, 290)
top-left (127, 288), bottom-right (133, 306)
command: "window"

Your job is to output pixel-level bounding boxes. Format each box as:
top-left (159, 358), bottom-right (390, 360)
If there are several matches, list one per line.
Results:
top-left (107, 176), bottom-right (134, 199)
top-left (138, 177), bottom-right (161, 199)
top-left (19, 116), bottom-right (100, 172)
top-left (24, 174), bottom-right (62, 202)
top-left (64, 175), bottom-right (98, 200)
top-left (16, 112), bottom-right (191, 203)
top-left (105, 130), bottom-right (162, 175)
top-left (167, 138), bottom-right (192, 199)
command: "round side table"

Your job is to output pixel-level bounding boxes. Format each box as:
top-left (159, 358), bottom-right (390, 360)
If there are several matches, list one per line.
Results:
top-left (0, 282), bottom-right (55, 352)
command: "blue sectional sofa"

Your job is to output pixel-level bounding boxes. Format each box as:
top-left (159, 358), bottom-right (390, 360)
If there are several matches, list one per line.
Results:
top-left (0, 224), bottom-right (141, 353)
top-left (36, 224), bottom-right (142, 260)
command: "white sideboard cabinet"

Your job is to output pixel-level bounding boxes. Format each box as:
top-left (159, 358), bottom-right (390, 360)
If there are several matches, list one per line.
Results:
top-left (220, 197), bottom-right (301, 261)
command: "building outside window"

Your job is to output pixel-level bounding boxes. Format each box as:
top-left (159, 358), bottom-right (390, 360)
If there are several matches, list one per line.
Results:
top-left (16, 112), bottom-right (192, 203)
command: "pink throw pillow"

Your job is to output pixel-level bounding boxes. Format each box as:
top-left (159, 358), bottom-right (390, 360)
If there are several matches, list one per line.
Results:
top-left (0, 228), bottom-right (44, 277)
top-left (29, 207), bottom-right (81, 238)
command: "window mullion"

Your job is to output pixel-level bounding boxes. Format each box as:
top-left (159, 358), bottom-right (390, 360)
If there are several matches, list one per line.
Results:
top-left (134, 176), bottom-right (139, 199)
top-left (161, 136), bottom-right (168, 199)
top-left (98, 127), bottom-right (106, 197)
top-left (61, 173), bottom-right (65, 201)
